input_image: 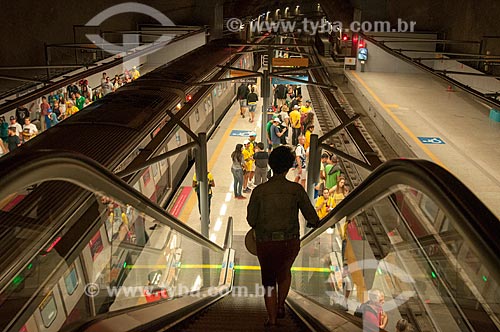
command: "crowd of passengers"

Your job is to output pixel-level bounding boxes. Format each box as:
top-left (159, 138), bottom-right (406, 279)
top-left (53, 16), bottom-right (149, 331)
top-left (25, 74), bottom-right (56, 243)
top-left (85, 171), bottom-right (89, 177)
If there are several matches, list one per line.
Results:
top-left (232, 84), bottom-right (350, 214)
top-left (0, 67), bottom-right (141, 155)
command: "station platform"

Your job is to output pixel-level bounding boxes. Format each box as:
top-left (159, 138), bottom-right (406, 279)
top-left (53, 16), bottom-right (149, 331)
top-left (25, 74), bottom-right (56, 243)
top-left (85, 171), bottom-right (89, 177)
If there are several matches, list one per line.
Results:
top-left (344, 70), bottom-right (500, 218)
top-left (173, 86), bottom-right (319, 247)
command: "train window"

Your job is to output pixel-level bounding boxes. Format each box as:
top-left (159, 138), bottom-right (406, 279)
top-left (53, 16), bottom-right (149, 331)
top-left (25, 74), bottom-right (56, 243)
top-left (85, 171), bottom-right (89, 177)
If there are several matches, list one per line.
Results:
top-left (64, 264), bottom-right (79, 296)
top-left (440, 217), bottom-right (453, 233)
top-left (39, 292), bottom-right (58, 328)
top-left (420, 195), bottom-right (439, 224)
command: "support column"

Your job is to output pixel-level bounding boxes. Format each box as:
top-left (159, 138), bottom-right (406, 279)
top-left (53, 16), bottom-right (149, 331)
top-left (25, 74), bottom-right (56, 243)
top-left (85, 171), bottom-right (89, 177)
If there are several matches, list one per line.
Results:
top-left (307, 134), bottom-right (320, 203)
top-left (196, 132), bottom-right (210, 238)
top-left (261, 69), bottom-right (270, 144)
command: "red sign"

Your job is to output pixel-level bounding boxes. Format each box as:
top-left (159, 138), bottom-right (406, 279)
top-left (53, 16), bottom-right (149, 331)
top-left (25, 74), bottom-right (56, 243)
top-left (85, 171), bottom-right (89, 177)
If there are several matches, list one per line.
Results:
top-left (169, 186), bottom-right (192, 217)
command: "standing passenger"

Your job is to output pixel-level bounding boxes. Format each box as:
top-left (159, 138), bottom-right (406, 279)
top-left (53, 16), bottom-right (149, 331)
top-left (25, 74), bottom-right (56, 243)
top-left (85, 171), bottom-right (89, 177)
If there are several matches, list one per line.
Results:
top-left (7, 127), bottom-right (21, 152)
top-left (253, 142), bottom-right (269, 186)
top-left (15, 104), bottom-right (33, 127)
top-left (242, 140), bottom-right (254, 193)
top-left (246, 86), bottom-right (259, 123)
top-left (231, 144), bottom-right (246, 199)
top-left (289, 105), bottom-right (301, 146)
top-left (294, 136), bottom-right (307, 188)
top-left (40, 96), bottom-right (51, 130)
top-left (192, 171), bottom-right (215, 220)
top-left (247, 146), bottom-right (319, 327)
top-left (270, 118), bottom-right (286, 149)
top-left (9, 116), bottom-right (22, 137)
top-left (237, 83), bottom-right (249, 118)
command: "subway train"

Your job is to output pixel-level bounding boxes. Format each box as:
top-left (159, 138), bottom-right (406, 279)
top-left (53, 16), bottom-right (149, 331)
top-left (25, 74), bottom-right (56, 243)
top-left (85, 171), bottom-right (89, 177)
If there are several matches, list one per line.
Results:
top-left (0, 40), bottom-right (255, 332)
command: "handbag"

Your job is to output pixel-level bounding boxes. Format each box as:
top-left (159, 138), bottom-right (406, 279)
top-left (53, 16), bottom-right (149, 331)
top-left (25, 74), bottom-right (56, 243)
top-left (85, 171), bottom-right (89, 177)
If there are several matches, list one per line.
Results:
top-left (245, 229), bottom-right (257, 255)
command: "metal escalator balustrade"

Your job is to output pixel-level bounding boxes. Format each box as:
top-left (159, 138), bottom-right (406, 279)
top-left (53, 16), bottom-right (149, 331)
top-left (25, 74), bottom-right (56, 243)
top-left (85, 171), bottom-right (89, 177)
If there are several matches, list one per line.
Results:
top-left (0, 151), bottom-right (232, 332)
top-left (295, 158), bottom-right (500, 332)
top-left (0, 151), bottom-right (498, 332)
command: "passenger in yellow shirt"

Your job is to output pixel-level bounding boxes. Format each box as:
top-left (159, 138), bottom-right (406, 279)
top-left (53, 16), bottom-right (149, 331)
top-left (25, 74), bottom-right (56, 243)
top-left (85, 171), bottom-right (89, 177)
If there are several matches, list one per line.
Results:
top-left (300, 99), bottom-right (313, 114)
top-left (65, 100), bottom-right (79, 118)
top-left (315, 188), bottom-right (334, 219)
top-left (242, 140), bottom-right (254, 193)
top-left (192, 171), bottom-right (215, 219)
top-left (289, 105), bottom-right (302, 146)
top-left (131, 66), bottom-right (141, 80)
top-left (304, 124), bottom-right (314, 150)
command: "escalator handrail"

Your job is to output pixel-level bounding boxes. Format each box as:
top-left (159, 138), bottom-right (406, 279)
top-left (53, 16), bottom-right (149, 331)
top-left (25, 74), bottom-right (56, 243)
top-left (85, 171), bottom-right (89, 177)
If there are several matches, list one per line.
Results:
top-left (0, 150), bottom-right (223, 289)
top-left (301, 158), bottom-right (500, 279)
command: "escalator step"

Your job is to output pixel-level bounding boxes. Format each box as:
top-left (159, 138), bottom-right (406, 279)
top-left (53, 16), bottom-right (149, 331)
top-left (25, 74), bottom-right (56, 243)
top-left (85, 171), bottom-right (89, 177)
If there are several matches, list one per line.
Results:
top-left (169, 295), bottom-right (309, 331)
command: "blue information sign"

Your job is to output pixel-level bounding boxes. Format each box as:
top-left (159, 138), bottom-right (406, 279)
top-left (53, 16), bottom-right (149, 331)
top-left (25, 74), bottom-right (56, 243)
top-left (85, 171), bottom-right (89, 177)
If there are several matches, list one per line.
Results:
top-left (230, 130), bottom-right (254, 137)
top-left (271, 75), bottom-right (308, 85)
top-left (418, 137), bottom-right (446, 144)
top-left (358, 48), bottom-right (368, 61)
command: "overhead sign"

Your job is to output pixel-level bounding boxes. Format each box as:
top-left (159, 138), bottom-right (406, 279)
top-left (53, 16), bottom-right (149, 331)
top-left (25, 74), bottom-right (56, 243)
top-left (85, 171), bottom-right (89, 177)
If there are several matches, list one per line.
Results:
top-left (344, 57), bottom-right (356, 65)
top-left (271, 75), bottom-right (308, 85)
top-left (272, 57), bottom-right (309, 67)
top-left (418, 137), bottom-right (446, 144)
top-left (230, 130), bottom-right (255, 137)
top-left (238, 78), bottom-right (257, 84)
top-left (230, 69), bottom-right (252, 77)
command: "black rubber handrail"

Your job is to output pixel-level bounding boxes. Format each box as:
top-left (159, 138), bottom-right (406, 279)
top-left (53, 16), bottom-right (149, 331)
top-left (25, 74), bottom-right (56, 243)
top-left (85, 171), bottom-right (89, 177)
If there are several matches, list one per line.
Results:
top-left (301, 158), bottom-right (500, 280)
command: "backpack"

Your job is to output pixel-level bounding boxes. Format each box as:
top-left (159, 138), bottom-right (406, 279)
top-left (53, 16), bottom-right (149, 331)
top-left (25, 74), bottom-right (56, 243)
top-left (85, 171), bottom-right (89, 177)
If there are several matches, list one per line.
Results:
top-left (237, 85), bottom-right (249, 99)
top-left (275, 85), bottom-right (287, 99)
top-left (293, 145), bottom-right (306, 169)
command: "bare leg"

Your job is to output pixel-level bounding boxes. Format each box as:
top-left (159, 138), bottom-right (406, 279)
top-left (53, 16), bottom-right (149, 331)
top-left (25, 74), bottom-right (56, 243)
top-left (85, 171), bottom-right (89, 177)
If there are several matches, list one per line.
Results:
top-left (277, 270), bottom-right (292, 313)
top-left (243, 172), bottom-right (249, 189)
top-left (264, 286), bottom-right (277, 325)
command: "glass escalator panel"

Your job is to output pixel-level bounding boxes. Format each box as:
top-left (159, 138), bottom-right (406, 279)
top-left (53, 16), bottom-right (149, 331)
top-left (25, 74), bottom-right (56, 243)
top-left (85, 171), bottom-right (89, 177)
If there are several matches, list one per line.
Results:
top-left (293, 185), bottom-right (500, 332)
top-left (0, 180), bottom-right (224, 332)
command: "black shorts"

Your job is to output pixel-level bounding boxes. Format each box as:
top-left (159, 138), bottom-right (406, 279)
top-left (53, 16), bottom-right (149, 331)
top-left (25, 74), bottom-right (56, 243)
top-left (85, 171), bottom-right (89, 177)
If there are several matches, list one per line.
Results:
top-left (256, 239), bottom-right (300, 287)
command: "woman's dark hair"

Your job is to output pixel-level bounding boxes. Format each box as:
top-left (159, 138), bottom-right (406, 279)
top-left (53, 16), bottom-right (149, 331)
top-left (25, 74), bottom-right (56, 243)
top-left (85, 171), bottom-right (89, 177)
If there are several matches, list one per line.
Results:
top-left (231, 144), bottom-right (243, 163)
top-left (257, 142), bottom-right (265, 150)
top-left (268, 146), bottom-right (294, 174)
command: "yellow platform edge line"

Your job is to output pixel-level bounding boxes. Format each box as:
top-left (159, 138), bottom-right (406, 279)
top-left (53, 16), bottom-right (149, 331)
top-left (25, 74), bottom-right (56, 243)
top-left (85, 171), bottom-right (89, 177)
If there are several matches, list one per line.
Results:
top-left (351, 71), bottom-right (445, 168)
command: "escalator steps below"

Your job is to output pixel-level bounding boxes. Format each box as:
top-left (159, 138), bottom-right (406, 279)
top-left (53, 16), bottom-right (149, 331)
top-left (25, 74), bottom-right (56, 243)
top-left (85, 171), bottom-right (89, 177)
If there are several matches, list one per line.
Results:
top-left (169, 295), bottom-right (309, 331)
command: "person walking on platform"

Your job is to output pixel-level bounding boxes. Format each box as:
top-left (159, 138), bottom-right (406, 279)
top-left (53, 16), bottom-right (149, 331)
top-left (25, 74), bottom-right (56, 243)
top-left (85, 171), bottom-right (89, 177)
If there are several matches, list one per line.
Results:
top-left (237, 83), bottom-right (249, 118)
top-left (247, 86), bottom-right (259, 123)
top-left (253, 142), bottom-right (269, 186)
top-left (231, 144), bottom-right (246, 199)
top-left (247, 146), bottom-right (319, 327)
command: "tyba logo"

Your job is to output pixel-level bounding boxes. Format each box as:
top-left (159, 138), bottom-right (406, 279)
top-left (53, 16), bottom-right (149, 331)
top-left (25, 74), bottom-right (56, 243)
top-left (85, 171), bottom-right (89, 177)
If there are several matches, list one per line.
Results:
top-left (85, 2), bottom-right (176, 54)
